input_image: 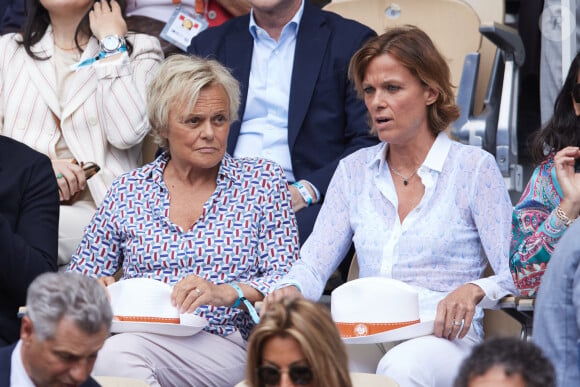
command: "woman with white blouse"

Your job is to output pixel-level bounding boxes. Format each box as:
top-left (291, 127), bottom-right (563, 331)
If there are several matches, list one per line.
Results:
top-left (0, 0), bottom-right (163, 267)
top-left (264, 26), bottom-right (517, 387)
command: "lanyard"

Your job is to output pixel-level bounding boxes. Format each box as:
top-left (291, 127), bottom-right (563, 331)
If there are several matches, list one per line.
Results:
top-left (70, 46), bottom-right (127, 71)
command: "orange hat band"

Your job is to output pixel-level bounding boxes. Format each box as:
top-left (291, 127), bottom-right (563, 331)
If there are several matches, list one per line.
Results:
top-left (115, 316), bottom-right (180, 324)
top-left (336, 319), bottom-right (420, 338)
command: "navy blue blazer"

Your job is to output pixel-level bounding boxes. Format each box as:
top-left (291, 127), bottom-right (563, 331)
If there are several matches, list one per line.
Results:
top-left (189, 2), bottom-right (378, 242)
top-left (0, 343), bottom-right (101, 386)
top-left (0, 136), bottom-right (58, 345)
top-left (0, 0), bottom-right (25, 34)
top-left (188, 2), bottom-right (378, 196)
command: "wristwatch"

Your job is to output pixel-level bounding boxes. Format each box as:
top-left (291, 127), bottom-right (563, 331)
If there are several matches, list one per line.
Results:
top-left (99, 34), bottom-right (126, 54)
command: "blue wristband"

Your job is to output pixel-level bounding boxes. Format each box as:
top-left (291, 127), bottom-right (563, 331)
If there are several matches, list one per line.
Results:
top-left (292, 181), bottom-right (313, 206)
top-left (229, 283), bottom-right (260, 324)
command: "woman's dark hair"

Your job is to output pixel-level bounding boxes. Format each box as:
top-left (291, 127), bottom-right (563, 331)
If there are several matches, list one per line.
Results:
top-left (19, 0), bottom-right (130, 60)
top-left (529, 50), bottom-right (580, 163)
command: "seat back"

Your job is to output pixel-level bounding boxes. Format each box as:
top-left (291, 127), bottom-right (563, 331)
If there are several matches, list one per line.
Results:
top-left (324, 0), bottom-right (481, 90)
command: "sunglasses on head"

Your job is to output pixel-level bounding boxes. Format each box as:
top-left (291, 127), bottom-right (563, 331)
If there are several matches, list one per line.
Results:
top-left (256, 364), bottom-right (313, 386)
top-left (573, 83), bottom-right (580, 103)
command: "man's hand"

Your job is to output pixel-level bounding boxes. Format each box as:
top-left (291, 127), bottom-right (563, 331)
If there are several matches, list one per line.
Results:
top-left (289, 180), bottom-right (317, 213)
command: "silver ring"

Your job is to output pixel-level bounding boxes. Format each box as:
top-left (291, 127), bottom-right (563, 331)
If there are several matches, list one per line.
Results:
top-left (452, 319), bottom-right (463, 327)
top-left (194, 287), bottom-right (201, 296)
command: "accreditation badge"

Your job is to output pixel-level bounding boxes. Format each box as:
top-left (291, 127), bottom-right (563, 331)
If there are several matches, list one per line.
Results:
top-left (160, 6), bottom-right (208, 52)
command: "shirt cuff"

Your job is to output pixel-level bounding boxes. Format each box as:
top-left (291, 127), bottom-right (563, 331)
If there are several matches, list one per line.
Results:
top-left (469, 277), bottom-right (512, 310)
top-left (301, 180), bottom-right (320, 203)
top-left (274, 280), bottom-right (302, 294)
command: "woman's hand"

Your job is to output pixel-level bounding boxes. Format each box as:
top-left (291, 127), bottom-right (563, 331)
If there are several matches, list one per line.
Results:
top-left (89, 0), bottom-right (128, 41)
top-left (97, 276), bottom-right (116, 287)
top-left (171, 275), bottom-right (238, 314)
top-left (433, 283), bottom-right (484, 340)
top-left (554, 146), bottom-right (580, 218)
top-left (52, 159), bottom-right (86, 202)
top-left (96, 276), bottom-right (116, 301)
top-left (260, 285), bottom-right (303, 316)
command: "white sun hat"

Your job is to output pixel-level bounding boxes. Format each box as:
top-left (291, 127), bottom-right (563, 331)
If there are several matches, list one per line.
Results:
top-left (107, 277), bottom-right (206, 336)
top-left (331, 277), bottom-right (434, 344)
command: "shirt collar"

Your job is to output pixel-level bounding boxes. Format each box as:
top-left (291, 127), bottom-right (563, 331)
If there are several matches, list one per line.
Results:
top-left (10, 340), bottom-right (35, 387)
top-left (367, 131), bottom-right (452, 173)
top-left (422, 131), bottom-right (452, 172)
top-left (249, 0), bottom-right (304, 40)
top-left (149, 152), bottom-right (241, 184)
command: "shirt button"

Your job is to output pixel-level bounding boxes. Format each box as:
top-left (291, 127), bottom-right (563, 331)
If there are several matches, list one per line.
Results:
top-left (207, 10), bottom-right (217, 20)
top-left (89, 117), bottom-right (98, 126)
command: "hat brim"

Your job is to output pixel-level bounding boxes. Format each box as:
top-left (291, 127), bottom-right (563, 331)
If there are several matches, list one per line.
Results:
top-left (342, 320), bottom-right (434, 344)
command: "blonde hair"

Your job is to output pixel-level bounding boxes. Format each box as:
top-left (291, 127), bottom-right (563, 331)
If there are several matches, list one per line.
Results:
top-left (246, 298), bottom-right (352, 387)
top-left (349, 25), bottom-right (460, 136)
top-left (147, 54), bottom-right (241, 149)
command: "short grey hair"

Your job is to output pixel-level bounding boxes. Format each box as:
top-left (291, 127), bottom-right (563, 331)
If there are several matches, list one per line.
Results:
top-left (26, 272), bottom-right (112, 341)
top-left (147, 54), bottom-right (241, 149)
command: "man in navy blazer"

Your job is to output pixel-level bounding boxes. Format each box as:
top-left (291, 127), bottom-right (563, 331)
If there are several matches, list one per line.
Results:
top-left (0, 272), bottom-right (111, 387)
top-left (188, 0), bottom-right (378, 245)
top-left (0, 135), bottom-right (58, 345)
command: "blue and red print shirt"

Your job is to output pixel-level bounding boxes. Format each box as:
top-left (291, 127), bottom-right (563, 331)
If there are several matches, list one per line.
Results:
top-left (69, 152), bottom-right (299, 339)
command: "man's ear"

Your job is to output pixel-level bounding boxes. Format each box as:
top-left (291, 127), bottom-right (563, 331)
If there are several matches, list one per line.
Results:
top-left (20, 316), bottom-right (33, 343)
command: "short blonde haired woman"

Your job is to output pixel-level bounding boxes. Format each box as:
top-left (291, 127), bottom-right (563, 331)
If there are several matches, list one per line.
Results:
top-left (69, 54), bottom-right (300, 386)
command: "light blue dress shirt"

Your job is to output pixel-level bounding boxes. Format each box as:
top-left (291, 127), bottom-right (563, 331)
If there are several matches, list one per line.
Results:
top-left (233, 1), bottom-right (304, 183)
top-left (278, 133), bottom-right (517, 338)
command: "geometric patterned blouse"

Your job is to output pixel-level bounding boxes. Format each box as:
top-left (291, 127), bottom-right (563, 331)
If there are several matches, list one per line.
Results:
top-left (510, 156), bottom-right (570, 296)
top-left (69, 152), bottom-right (299, 339)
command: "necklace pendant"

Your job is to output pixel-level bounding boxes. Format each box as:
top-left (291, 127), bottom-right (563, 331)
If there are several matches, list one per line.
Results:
top-left (403, 179), bottom-right (408, 186)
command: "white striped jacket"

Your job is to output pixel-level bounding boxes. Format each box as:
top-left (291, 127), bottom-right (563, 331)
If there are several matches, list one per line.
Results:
top-left (0, 27), bottom-right (163, 204)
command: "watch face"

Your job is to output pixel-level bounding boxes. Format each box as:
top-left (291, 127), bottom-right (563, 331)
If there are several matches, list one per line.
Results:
top-left (102, 35), bottom-right (121, 52)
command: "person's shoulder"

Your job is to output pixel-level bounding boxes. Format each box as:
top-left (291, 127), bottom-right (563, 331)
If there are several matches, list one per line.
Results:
top-left (450, 140), bottom-right (496, 163)
top-left (194, 14), bottom-right (249, 42)
top-left (230, 156), bottom-right (285, 178)
top-left (0, 343), bottom-right (16, 375)
top-left (305, 3), bottom-right (374, 41)
top-left (126, 31), bottom-right (163, 46)
top-left (0, 32), bottom-right (23, 52)
top-left (0, 343), bottom-right (15, 358)
top-left (314, 4), bottom-right (374, 34)
top-left (0, 136), bottom-right (50, 166)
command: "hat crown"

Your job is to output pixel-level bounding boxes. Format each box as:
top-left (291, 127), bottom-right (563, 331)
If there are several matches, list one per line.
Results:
top-left (331, 277), bottom-right (420, 323)
top-left (108, 278), bottom-right (179, 319)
